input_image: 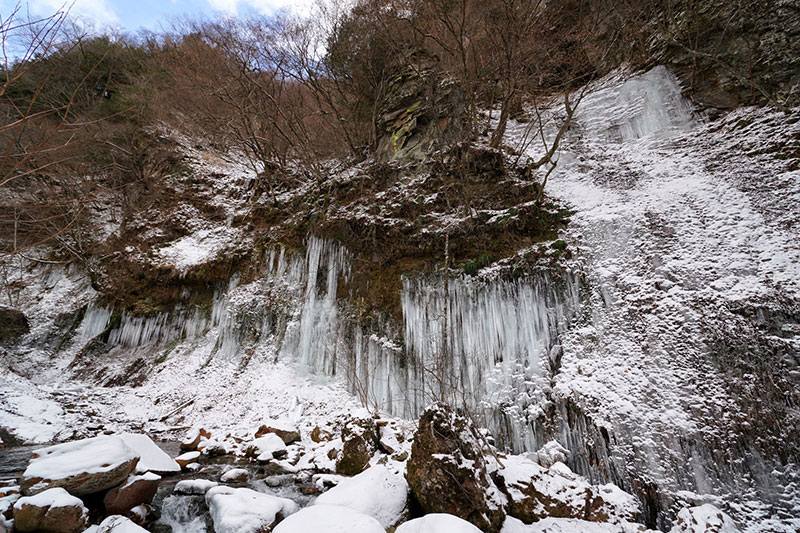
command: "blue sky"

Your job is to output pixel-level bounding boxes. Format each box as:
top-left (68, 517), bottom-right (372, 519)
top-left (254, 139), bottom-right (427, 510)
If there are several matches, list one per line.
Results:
top-left (1, 0), bottom-right (314, 34)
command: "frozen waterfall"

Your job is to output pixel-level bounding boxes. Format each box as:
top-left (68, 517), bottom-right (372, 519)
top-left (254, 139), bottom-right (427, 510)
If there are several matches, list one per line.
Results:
top-left (75, 236), bottom-right (583, 449)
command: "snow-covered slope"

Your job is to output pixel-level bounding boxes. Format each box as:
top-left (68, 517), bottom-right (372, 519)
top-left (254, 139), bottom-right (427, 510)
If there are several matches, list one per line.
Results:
top-left (503, 66), bottom-right (800, 531)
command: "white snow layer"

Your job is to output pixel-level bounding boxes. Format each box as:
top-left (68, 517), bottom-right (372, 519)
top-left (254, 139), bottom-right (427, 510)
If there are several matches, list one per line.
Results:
top-left (396, 514), bottom-right (483, 533)
top-left (248, 434), bottom-right (287, 461)
top-left (13, 487), bottom-right (86, 511)
top-left (313, 464), bottom-right (409, 527)
top-left (174, 479), bottom-right (219, 495)
top-left (273, 504), bottom-right (385, 533)
top-left (118, 433), bottom-right (180, 474)
top-left (205, 485), bottom-right (298, 533)
top-left (23, 435), bottom-right (138, 482)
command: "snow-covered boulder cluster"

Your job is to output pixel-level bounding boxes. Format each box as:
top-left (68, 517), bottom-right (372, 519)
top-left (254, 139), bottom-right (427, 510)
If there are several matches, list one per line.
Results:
top-left (0, 396), bottom-right (746, 533)
top-left (3, 433), bottom-right (178, 532)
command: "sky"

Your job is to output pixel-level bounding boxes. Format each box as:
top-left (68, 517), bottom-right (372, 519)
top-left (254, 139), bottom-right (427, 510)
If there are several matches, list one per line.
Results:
top-left (1, 0), bottom-right (316, 35)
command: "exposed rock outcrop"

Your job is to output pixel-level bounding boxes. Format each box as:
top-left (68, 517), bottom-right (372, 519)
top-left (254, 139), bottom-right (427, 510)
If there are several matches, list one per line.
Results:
top-left (406, 403), bottom-right (506, 532)
top-left (0, 308), bottom-right (29, 342)
top-left (375, 50), bottom-right (470, 161)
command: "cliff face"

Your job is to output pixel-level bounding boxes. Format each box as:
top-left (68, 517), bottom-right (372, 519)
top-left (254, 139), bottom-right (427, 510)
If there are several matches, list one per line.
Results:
top-left (375, 51), bottom-right (471, 161)
top-left (654, 0), bottom-right (800, 111)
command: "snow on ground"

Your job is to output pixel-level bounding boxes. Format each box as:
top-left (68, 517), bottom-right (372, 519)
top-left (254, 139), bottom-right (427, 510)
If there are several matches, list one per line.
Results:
top-left (397, 513), bottom-right (483, 533)
top-left (313, 464), bottom-right (409, 528)
top-left (154, 226), bottom-right (246, 274)
top-left (272, 504), bottom-right (385, 533)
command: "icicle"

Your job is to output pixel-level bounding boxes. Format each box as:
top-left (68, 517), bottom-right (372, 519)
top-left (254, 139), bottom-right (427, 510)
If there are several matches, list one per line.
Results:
top-left (79, 304), bottom-right (112, 338)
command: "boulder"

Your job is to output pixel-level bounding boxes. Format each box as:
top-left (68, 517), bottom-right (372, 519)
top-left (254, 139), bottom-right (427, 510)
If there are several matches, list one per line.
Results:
top-left (314, 465), bottom-right (409, 528)
top-left (0, 307), bottom-right (29, 342)
top-left (396, 513), bottom-right (482, 533)
top-left (669, 504), bottom-right (741, 533)
top-left (205, 486), bottom-right (298, 533)
top-left (118, 433), bottom-right (180, 474)
top-left (336, 417), bottom-right (378, 476)
top-left (198, 439), bottom-right (229, 456)
top-left (273, 504), bottom-right (383, 533)
top-left (175, 451), bottom-right (201, 469)
top-left (13, 487), bottom-right (87, 533)
top-left (499, 456), bottom-right (639, 525)
top-left (535, 440), bottom-right (569, 469)
top-left (220, 468), bottom-right (249, 483)
top-left (378, 426), bottom-right (400, 454)
top-left (406, 403), bottom-right (506, 532)
top-left (20, 435), bottom-right (139, 496)
top-left (179, 428), bottom-right (210, 452)
top-left (103, 472), bottom-right (161, 515)
top-left (245, 434), bottom-right (287, 461)
top-left (254, 419), bottom-right (301, 445)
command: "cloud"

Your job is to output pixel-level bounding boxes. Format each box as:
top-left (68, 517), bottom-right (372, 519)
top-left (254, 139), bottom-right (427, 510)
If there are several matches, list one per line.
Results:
top-left (24, 0), bottom-right (119, 29)
top-left (205, 0), bottom-right (316, 17)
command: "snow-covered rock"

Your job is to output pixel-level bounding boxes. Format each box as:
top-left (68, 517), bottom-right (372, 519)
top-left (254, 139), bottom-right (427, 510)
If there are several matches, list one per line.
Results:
top-left (103, 472), bottom-right (161, 515)
top-left (13, 487), bottom-right (87, 533)
top-left (534, 441), bottom-right (569, 468)
top-left (337, 417), bottom-right (379, 475)
top-left (378, 426), bottom-right (401, 454)
top-left (220, 468), bottom-right (249, 483)
top-left (314, 464), bottom-right (409, 528)
top-left (174, 479), bottom-right (219, 495)
top-left (669, 504), bottom-right (741, 533)
top-left (501, 516), bottom-right (651, 533)
top-left (245, 433), bottom-right (287, 461)
top-left (396, 513), bottom-right (483, 533)
top-left (499, 455), bottom-right (638, 525)
top-left (205, 486), bottom-right (298, 533)
top-left (198, 438), bottom-right (230, 456)
top-left (175, 450), bottom-right (201, 469)
top-left (20, 435), bottom-right (139, 495)
top-left (407, 403), bottom-right (507, 531)
top-left (273, 504), bottom-right (384, 533)
top-left (255, 419), bottom-right (301, 444)
top-left (179, 428), bottom-right (210, 452)
top-left (84, 515), bottom-right (148, 532)
top-left (118, 433), bottom-right (180, 474)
